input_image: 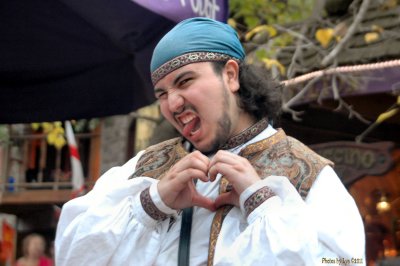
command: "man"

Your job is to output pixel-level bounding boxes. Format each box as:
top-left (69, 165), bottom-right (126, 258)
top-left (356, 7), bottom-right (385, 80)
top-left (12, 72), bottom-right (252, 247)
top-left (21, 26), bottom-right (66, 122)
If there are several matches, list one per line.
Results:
top-left (55, 17), bottom-right (365, 266)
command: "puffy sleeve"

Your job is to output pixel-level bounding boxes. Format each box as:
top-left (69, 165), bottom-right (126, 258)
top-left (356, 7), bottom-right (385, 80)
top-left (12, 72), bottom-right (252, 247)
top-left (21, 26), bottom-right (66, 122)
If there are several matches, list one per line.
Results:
top-left (55, 151), bottom-right (172, 266)
top-left (214, 166), bottom-right (366, 266)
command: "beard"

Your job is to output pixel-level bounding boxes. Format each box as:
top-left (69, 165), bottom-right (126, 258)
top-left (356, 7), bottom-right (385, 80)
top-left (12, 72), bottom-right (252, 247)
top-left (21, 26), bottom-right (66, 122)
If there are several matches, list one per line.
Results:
top-left (201, 111), bottom-right (231, 155)
top-left (198, 85), bottom-right (233, 155)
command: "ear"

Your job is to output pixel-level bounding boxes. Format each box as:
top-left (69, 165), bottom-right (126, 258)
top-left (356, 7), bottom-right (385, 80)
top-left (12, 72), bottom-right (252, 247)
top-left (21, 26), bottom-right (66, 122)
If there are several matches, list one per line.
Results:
top-left (224, 59), bottom-right (240, 93)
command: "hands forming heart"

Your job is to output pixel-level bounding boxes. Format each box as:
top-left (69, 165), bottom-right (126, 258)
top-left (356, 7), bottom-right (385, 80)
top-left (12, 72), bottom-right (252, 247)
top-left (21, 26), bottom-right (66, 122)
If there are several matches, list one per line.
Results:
top-left (157, 150), bottom-right (261, 212)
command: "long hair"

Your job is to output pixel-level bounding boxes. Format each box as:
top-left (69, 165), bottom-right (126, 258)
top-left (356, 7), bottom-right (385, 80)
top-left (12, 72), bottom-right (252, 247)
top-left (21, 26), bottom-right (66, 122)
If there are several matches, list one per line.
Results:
top-left (212, 61), bottom-right (282, 125)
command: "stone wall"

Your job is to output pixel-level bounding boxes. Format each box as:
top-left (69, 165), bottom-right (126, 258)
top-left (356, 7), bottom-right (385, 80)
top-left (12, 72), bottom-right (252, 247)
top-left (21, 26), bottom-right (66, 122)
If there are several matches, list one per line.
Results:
top-left (99, 104), bottom-right (161, 174)
top-left (100, 115), bottom-right (131, 174)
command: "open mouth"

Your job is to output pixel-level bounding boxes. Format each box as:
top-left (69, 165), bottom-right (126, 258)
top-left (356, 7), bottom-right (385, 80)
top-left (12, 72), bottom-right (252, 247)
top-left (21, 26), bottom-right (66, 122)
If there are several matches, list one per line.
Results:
top-left (179, 114), bottom-right (201, 138)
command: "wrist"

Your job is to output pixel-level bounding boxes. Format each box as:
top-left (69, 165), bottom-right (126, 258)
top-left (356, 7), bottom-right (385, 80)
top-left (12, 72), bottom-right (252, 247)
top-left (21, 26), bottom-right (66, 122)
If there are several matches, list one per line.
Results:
top-left (243, 186), bottom-right (276, 217)
top-left (240, 181), bottom-right (276, 217)
top-left (140, 183), bottom-right (177, 221)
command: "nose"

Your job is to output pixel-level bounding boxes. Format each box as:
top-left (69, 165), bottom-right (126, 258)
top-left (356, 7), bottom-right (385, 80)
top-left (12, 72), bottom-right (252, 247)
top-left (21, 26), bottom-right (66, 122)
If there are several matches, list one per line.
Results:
top-left (167, 89), bottom-right (184, 114)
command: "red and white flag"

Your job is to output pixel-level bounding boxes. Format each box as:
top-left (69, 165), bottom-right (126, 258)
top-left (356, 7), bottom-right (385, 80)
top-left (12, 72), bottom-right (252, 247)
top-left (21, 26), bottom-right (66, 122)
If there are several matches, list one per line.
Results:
top-left (65, 121), bottom-right (86, 198)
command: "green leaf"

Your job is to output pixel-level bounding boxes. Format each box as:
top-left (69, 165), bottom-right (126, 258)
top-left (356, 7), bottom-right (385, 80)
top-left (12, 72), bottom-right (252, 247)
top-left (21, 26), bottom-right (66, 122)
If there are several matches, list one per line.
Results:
top-left (245, 16), bottom-right (260, 29)
top-left (255, 49), bottom-right (267, 60)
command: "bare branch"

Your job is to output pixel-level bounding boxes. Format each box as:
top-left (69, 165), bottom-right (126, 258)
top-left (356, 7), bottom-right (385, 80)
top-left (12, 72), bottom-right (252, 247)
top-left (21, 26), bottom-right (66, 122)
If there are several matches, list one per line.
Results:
top-left (273, 0), bottom-right (327, 78)
top-left (321, 0), bottom-right (371, 66)
top-left (356, 101), bottom-right (400, 142)
top-left (317, 85), bottom-right (332, 104)
top-left (281, 105), bottom-right (305, 122)
top-left (283, 74), bottom-right (323, 108)
top-left (272, 24), bottom-right (322, 51)
top-left (330, 73), bottom-right (371, 124)
top-left (355, 122), bottom-right (378, 143)
top-left (331, 75), bottom-right (340, 100)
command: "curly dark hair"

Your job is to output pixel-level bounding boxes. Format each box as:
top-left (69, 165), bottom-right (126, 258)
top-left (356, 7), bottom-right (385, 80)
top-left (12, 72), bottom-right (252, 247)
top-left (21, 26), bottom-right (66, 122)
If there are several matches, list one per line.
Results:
top-left (211, 60), bottom-right (282, 126)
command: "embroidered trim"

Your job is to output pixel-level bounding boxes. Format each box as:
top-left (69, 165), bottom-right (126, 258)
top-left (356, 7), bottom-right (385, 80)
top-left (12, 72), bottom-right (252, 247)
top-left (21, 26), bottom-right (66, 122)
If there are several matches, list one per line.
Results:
top-left (207, 176), bottom-right (233, 266)
top-left (221, 118), bottom-right (269, 150)
top-left (140, 187), bottom-right (168, 221)
top-left (239, 128), bottom-right (286, 156)
top-left (151, 52), bottom-right (236, 85)
top-left (244, 186), bottom-right (276, 217)
top-left (207, 203), bottom-right (233, 266)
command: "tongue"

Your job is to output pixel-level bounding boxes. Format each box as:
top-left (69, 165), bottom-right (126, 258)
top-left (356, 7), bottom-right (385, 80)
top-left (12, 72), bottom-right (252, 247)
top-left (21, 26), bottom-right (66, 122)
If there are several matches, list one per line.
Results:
top-left (182, 117), bottom-right (200, 138)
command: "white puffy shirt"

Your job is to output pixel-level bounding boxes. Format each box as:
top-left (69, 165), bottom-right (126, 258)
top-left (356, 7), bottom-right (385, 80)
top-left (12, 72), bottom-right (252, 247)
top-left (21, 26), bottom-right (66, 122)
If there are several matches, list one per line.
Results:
top-left (55, 126), bottom-right (366, 266)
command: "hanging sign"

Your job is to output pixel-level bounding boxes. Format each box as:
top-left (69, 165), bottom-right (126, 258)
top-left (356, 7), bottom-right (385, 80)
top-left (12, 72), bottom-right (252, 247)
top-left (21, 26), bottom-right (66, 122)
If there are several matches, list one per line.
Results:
top-left (310, 141), bottom-right (395, 186)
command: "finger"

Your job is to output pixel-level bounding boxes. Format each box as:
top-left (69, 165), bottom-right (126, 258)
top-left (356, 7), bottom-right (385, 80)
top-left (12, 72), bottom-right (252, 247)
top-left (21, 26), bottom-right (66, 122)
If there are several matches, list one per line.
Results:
top-left (209, 161), bottom-right (256, 195)
top-left (209, 150), bottom-right (244, 167)
top-left (161, 168), bottom-right (208, 194)
top-left (187, 182), bottom-right (216, 211)
top-left (214, 191), bottom-right (239, 209)
top-left (172, 151), bottom-right (209, 174)
top-left (208, 151), bottom-right (248, 181)
top-left (164, 154), bottom-right (209, 184)
top-left (173, 168), bottom-right (209, 186)
top-left (192, 194), bottom-right (216, 212)
top-left (208, 162), bottom-right (240, 183)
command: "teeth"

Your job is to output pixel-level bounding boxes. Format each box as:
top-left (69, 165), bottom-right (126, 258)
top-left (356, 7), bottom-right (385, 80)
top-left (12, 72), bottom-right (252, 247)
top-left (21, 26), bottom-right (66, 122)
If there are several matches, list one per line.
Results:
top-left (180, 114), bottom-right (196, 124)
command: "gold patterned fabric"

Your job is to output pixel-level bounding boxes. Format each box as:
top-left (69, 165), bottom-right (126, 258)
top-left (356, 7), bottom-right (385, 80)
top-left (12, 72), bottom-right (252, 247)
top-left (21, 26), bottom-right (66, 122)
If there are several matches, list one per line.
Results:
top-left (240, 129), bottom-right (333, 199)
top-left (221, 118), bottom-right (268, 150)
top-left (130, 137), bottom-right (188, 180)
top-left (130, 128), bottom-right (333, 265)
top-left (140, 187), bottom-right (168, 221)
top-left (206, 129), bottom-right (333, 265)
top-left (243, 186), bottom-right (276, 217)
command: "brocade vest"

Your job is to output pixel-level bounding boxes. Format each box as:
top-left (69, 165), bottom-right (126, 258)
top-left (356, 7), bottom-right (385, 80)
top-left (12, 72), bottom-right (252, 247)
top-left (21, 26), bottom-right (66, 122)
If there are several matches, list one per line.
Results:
top-left (131, 129), bottom-right (333, 200)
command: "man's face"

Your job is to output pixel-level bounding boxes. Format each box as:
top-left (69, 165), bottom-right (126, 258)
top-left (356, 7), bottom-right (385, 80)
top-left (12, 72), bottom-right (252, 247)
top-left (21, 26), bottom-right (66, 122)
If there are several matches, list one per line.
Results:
top-left (154, 61), bottom-right (241, 153)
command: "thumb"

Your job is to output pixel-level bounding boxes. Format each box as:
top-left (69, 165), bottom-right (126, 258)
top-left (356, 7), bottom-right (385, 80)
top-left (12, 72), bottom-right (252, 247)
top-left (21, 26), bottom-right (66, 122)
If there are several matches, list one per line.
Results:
top-left (214, 191), bottom-right (239, 209)
top-left (192, 194), bottom-right (217, 212)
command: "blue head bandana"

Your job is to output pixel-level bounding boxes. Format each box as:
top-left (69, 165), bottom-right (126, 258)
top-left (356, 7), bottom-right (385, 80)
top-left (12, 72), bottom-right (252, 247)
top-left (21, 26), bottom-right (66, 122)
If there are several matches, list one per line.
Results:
top-left (150, 17), bottom-right (245, 85)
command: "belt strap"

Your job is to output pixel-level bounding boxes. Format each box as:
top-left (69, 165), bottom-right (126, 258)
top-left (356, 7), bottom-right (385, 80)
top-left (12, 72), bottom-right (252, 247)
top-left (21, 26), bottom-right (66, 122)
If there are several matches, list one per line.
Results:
top-left (178, 207), bottom-right (194, 266)
top-left (178, 143), bottom-right (195, 266)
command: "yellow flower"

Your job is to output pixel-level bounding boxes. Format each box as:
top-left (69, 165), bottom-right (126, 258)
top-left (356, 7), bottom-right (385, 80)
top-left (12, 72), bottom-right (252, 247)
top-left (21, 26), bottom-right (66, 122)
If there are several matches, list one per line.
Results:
top-left (47, 132), bottom-right (57, 145)
top-left (43, 122), bottom-right (67, 149)
top-left (54, 136), bottom-right (67, 150)
top-left (41, 122), bottom-right (54, 133)
top-left (31, 123), bottom-right (40, 131)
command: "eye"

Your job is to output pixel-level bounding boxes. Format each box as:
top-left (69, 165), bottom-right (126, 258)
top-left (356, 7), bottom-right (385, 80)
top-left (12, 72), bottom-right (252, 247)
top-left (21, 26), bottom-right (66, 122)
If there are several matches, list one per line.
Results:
top-left (156, 91), bottom-right (167, 100)
top-left (178, 78), bottom-right (192, 87)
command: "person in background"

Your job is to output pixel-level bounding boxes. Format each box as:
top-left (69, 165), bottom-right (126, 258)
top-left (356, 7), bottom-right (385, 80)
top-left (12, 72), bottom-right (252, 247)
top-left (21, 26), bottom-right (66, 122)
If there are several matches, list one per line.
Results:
top-left (16, 233), bottom-right (53, 266)
top-left (55, 17), bottom-right (365, 265)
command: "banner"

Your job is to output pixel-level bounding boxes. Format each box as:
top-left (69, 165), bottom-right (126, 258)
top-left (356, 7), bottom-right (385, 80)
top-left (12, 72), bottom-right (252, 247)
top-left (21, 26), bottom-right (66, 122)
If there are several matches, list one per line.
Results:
top-left (132, 0), bottom-right (229, 22)
top-left (65, 121), bottom-right (86, 197)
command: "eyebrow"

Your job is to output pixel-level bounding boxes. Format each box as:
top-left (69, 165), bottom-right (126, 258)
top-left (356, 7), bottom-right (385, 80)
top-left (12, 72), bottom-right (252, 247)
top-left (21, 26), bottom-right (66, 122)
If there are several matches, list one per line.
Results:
top-left (154, 70), bottom-right (195, 94)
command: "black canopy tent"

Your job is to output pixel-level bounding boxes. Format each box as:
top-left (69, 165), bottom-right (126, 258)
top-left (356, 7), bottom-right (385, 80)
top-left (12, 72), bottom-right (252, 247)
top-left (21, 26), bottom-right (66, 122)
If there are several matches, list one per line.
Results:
top-left (0, 0), bottom-right (176, 124)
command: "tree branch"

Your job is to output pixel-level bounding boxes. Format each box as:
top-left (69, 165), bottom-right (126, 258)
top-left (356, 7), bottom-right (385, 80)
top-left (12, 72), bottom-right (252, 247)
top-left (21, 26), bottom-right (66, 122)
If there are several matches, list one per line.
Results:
top-left (283, 74), bottom-right (323, 108)
top-left (330, 74), bottom-right (370, 124)
top-left (321, 0), bottom-right (371, 66)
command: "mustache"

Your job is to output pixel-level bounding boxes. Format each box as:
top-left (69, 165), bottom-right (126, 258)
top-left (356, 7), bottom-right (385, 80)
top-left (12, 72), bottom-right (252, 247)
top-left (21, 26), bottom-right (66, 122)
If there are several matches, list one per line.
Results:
top-left (173, 105), bottom-right (197, 120)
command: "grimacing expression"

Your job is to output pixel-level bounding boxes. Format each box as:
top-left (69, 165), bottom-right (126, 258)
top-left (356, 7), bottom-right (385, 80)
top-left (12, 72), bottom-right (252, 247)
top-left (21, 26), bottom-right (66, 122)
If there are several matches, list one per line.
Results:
top-left (154, 61), bottom-right (242, 153)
